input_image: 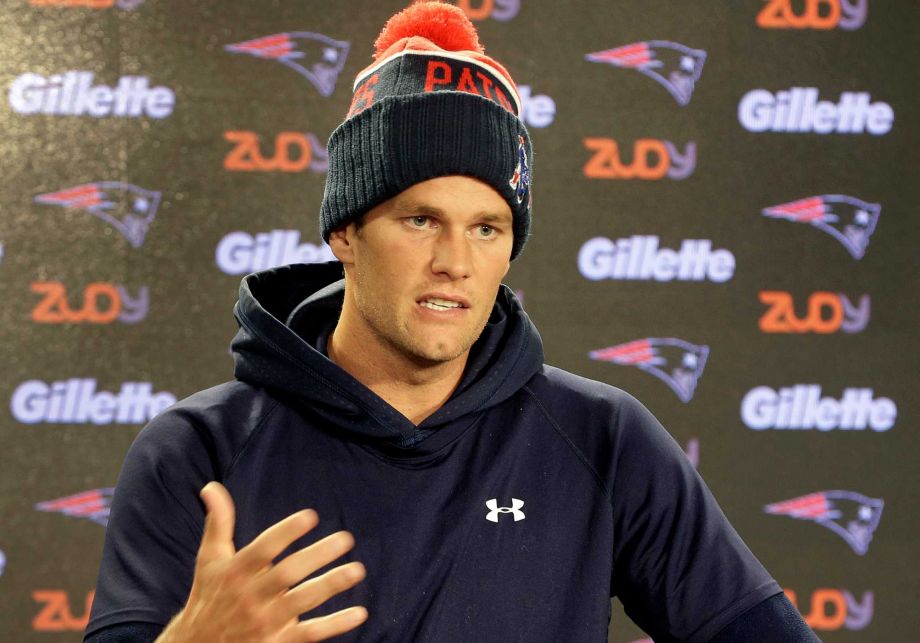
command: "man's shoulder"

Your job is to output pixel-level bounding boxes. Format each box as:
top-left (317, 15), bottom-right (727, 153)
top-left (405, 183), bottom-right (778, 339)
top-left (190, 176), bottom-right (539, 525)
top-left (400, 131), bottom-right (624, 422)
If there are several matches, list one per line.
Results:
top-left (130, 379), bottom-right (280, 463)
top-left (525, 363), bottom-right (643, 417)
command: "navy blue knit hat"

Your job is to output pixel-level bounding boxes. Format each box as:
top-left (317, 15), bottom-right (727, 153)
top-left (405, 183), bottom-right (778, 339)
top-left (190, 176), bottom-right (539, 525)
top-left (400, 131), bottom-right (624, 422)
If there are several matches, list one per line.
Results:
top-left (320, 2), bottom-right (533, 259)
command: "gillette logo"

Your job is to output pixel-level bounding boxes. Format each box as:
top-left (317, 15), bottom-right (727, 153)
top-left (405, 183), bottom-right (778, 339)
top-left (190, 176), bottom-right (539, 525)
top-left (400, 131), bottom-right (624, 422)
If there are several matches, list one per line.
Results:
top-left (742, 385), bottom-right (896, 431)
top-left (9, 72), bottom-right (175, 118)
top-left (578, 236), bottom-right (735, 282)
top-left (739, 88), bottom-right (893, 134)
top-left (11, 379), bottom-right (175, 425)
top-left (216, 230), bottom-right (335, 275)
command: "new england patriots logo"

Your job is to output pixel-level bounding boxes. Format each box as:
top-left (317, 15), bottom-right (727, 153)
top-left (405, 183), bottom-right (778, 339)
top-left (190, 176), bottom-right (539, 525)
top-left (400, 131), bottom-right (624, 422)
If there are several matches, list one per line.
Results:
top-left (225, 32), bottom-right (350, 97)
top-left (508, 135), bottom-right (531, 208)
top-left (586, 41), bottom-right (706, 106)
top-left (762, 195), bottom-right (880, 260)
top-left (35, 488), bottom-right (115, 527)
top-left (34, 182), bottom-right (161, 248)
top-left (765, 491), bottom-right (884, 556)
top-left (589, 338), bottom-right (709, 403)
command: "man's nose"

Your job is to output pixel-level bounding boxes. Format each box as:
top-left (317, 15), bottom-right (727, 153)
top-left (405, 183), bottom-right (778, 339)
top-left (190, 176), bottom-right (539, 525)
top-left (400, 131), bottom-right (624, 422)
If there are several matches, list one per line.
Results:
top-left (430, 228), bottom-right (472, 279)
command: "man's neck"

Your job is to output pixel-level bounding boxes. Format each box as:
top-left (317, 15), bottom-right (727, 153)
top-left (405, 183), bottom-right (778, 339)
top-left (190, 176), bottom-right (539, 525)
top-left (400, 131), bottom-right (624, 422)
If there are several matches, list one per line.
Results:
top-left (327, 315), bottom-right (468, 427)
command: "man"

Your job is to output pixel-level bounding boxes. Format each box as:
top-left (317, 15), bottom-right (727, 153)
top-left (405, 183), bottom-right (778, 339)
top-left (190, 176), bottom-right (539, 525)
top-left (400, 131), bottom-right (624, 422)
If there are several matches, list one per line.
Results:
top-left (86, 3), bottom-right (819, 641)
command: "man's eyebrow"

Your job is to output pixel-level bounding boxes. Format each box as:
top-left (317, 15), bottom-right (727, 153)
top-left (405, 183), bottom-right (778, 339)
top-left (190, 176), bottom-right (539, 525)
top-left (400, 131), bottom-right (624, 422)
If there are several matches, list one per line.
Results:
top-left (392, 199), bottom-right (511, 223)
top-left (478, 212), bottom-right (512, 224)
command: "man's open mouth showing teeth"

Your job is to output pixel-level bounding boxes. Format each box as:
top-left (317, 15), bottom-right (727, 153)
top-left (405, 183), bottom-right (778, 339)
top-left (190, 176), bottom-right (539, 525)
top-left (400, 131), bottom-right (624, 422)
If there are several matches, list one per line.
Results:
top-left (420, 297), bottom-right (464, 311)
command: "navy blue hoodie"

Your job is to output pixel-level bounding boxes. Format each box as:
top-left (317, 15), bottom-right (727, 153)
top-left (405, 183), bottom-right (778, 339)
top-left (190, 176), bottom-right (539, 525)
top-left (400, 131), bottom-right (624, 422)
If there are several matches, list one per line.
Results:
top-left (86, 263), bottom-right (782, 642)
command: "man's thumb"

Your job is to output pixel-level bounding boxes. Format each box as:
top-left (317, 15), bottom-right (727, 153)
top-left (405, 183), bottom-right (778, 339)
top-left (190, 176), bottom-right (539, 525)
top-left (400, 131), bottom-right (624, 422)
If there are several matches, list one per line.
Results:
top-left (198, 482), bottom-right (236, 560)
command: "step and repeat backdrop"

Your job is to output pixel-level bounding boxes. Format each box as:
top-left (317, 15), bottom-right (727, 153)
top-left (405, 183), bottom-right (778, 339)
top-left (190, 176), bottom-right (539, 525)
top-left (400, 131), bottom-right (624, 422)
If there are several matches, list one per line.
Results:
top-left (2, 1), bottom-right (918, 641)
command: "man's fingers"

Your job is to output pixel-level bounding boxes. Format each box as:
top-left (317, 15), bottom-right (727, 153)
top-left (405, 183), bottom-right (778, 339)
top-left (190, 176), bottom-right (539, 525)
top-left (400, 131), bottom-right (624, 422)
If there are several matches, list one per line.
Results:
top-left (198, 482), bottom-right (237, 562)
top-left (283, 606), bottom-right (368, 643)
top-left (235, 508), bottom-right (320, 573)
top-left (254, 530), bottom-right (356, 598)
top-left (281, 561), bottom-right (366, 617)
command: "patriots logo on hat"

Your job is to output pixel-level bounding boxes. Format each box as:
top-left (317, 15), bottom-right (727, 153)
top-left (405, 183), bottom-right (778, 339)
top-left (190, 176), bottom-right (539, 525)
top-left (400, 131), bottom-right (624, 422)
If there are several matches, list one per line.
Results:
top-left (508, 135), bottom-right (531, 207)
top-left (35, 488), bottom-right (115, 527)
top-left (34, 182), bottom-right (161, 248)
top-left (762, 195), bottom-right (880, 260)
top-left (589, 337), bottom-right (709, 403)
top-left (765, 491), bottom-right (884, 555)
top-left (225, 32), bottom-right (350, 97)
top-left (586, 40), bottom-right (706, 106)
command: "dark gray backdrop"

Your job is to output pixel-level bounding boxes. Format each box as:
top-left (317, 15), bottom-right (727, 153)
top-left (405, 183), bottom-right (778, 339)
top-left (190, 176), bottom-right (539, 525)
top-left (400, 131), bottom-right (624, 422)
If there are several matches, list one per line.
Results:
top-left (2, 1), bottom-right (918, 641)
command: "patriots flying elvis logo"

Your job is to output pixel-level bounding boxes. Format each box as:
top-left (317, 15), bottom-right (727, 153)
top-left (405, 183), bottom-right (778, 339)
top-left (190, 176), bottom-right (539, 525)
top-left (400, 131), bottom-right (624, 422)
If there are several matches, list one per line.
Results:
top-left (34, 182), bottom-right (160, 248)
top-left (225, 32), bottom-right (350, 97)
top-left (586, 41), bottom-right (706, 106)
top-left (508, 135), bottom-right (531, 207)
top-left (35, 488), bottom-right (115, 527)
top-left (762, 195), bottom-right (880, 260)
top-left (586, 40), bottom-right (706, 106)
top-left (590, 338), bottom-right (709, 403)
top-left (765, 490), bottom-right (884, 555)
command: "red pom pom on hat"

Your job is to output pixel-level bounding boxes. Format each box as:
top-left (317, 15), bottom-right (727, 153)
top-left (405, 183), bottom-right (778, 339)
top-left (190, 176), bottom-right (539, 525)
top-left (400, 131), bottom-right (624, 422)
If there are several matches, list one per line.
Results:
top-left (373, 1), bottom-right (484, 60)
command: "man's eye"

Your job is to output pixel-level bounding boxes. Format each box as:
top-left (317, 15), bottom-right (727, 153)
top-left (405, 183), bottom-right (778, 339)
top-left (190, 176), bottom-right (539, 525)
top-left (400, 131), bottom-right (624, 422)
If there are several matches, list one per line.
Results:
top-left (478, 225), bottom-right (494, 237)
top-left (410, 216), bottom-right (429, 227)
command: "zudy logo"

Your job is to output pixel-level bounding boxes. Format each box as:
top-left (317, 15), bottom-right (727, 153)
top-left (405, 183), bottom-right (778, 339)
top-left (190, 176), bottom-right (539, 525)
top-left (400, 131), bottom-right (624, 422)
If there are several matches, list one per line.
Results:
top-left (762, 195), bottom-right (880, 259)
top-left (224, 131), bottom-right (328, 172)
top-left (583, 138), bottom-right (696, 180)
top-left (31, 282), bottom-right (148, 324)
top-left (759, 291), bottom-right (869, 334)
top-left (764, 491), bottom-right (884, 555)
top-left (35, 488), bottom-right (114, 527)
top-left (757, 0), bottom-right (868, 31)
top-left (586, 41), bottom-right (706, 106)
top-left (742, 385), bottom-right (896, 432)
top-left (456, 0), bottom-right (519, 21)
top-left (9, 72), bottom-right (173, 118)
top-left (32, 591), bottom-right (94, 632)
top-left (216, 230), bottom-right (335, 275)
top-left (34, 182), bottom-right (160, 248)
top-left (590, 338), bottom-right (708, 403)
top-left (739, 88), bottom-right (893, 134)
top-left (225, 32), bottom-right (349, 97)
top-left (784, 588), bottom-right (873, 631)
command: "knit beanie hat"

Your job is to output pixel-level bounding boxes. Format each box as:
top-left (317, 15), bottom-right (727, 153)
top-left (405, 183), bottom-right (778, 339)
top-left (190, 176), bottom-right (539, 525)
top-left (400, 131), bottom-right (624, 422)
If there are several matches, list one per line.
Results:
top-left (320, 1), bottom-right (533, 259)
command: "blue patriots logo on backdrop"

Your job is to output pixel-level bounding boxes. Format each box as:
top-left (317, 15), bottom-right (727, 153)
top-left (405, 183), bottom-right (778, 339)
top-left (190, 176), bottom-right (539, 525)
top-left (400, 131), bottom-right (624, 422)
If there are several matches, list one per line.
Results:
top-left (765, 491), bottom-right (884, 555)
top-left (589, 338), bottom-right (709, 403)
top-left (762, 195), bottom-right (881, 260)
top-left (34, 182), bottom-right (161, 248)
top-left (35, 488), bottom-right (115, 527)
top-left (585, 40), bottom-right (707, 106)
top-left (225, 32), bottom-right (350, 97)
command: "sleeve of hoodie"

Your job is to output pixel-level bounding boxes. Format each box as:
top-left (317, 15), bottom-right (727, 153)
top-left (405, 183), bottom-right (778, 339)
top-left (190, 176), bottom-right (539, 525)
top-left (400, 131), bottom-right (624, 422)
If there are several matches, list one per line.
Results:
top-left (603, 391), bottom-right (789, 642)
top-left (84, 400), bottom-right (225, 639)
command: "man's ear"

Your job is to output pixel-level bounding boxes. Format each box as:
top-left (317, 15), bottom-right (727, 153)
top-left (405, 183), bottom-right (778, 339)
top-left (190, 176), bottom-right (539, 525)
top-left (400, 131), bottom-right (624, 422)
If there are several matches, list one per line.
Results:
top-left (328, 223), bottom-right (357, 265)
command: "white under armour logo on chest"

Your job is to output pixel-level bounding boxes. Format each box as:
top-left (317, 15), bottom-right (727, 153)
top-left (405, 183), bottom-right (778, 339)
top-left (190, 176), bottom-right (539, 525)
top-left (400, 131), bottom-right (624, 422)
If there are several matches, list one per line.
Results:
top-left (485, 498), bottom-right (525, 522)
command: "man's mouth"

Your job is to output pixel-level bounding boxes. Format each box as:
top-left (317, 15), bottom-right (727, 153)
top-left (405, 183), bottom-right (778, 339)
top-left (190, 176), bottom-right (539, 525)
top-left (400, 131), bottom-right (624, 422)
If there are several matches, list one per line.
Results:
top-left (419, 297), bottom-right (467, 311)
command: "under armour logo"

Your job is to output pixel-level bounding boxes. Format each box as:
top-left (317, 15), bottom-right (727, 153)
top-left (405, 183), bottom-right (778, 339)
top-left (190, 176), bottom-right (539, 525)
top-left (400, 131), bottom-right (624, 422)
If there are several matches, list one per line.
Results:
top-left (485, 498), bottom-right (525, 523)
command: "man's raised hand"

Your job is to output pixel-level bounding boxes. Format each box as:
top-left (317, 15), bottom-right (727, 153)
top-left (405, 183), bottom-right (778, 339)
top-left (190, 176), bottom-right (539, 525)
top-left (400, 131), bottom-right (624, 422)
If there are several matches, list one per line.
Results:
top-left (157, 482), bottom-right (367, 642)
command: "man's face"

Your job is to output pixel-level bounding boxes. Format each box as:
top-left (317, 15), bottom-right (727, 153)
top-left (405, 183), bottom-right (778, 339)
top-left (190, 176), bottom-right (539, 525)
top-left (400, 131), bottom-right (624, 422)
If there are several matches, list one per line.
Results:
top-left (331, 175), bottom-right (514, 367)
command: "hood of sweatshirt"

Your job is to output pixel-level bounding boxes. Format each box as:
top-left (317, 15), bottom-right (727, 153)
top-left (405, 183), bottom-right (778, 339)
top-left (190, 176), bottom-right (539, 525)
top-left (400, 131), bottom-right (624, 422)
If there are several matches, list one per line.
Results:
top-left (230, 262), bottom-right (544, 449)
